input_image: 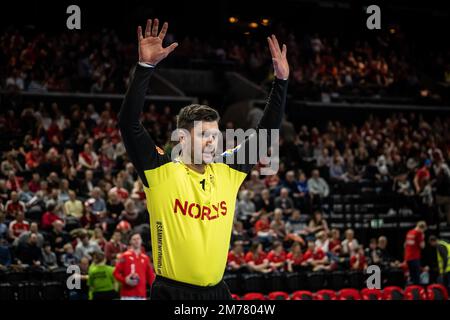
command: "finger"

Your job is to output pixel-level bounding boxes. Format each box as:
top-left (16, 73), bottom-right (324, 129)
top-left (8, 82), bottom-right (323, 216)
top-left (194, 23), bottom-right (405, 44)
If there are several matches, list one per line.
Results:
top-left (137, 26), bottom-right (143, 41)
top-left (164, 42), bottom-right (179, 55)
top-left (159, 22), bottom-right (168, 40)
top-left (271, 35), bottom-right (282, 56)
top-left (282, 44), bottom-right (287, 58)
top-left (267, 37), bottom-right (277, 58)
top-left (145, 19), bottom-right (152, 37)
top-left (152, 18), bottom-right (159, 37)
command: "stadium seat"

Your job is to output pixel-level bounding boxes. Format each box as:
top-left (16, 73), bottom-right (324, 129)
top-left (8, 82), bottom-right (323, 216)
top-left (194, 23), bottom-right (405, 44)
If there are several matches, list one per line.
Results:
top-left (230, 294), bottom-right (240, 300)
top-left (426, 284), bottom-right (448, 301)
top-left (314, 289), bottom-right (337, 300)
top-left (404, 285), bottom-right (427, 300)
top-left (360, 288), bottom-right (382, 300)
top-left (382, 286), bottom-right (404, 300)
top-left (268, 291), bottom-right (289, 300)
top-left (16, 282), bottom-right (41, 300)
top-left (265, 272), bottom-right (285, 293)
top-left (242, 292), bottom-right (266, 300)
top-left (383, 268), bottom-right (406, 287)
top-left (327, 271), bottom-right (346, 291)
top-left (0, 283), bottom-right (16, 300)
top-left (291, 290), bottom-right (314, 300)
top-left (41, 281), bottom-right (66, 300)
top-left (307, 272), bottom-right (326, 291)
top-left (338, 288), bottom-right (361, 300)
top-left (241, 273), bottom-right (264, 293)
top-left (223, 273), bottom-right (240, 294)
top-left (285, 272), bottom-right (307, 292)
top-left (347, 270), bottom-right (365, 290)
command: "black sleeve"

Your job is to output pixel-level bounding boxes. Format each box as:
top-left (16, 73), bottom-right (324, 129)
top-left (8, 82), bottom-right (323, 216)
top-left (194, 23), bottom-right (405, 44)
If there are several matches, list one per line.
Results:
top-left (221, 78), bottom-right (288, 174)
top-left (118, 64), bottom-right (169, 188)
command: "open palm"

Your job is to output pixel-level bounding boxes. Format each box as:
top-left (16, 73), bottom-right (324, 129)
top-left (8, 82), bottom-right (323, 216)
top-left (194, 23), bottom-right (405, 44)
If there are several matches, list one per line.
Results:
top-left (137, 19), bottom-right (178, 65)
top-left (267, 35), bottom-right (289, 80)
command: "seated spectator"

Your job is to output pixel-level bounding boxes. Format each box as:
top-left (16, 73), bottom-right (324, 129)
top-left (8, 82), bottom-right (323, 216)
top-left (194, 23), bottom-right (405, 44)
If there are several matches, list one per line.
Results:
top-left (365, 238), bottom-right (380, 266)
top-left (308, 210), bottom-right (329, 236)
top-left (245, 242), bottom-right (271, 273)
top-left (254, 212), bottom-right (275, 247)
top-left (79, 170), bottom-right (96, 199)
top-left (270, 208), bottom-right (286, 241)
top-left (0, 213), bottom-right (9, 240)
top-left (274, 188), bottom-right (294, 217)
top-left (254, 188), bottom-right (275, 213)
top-left (267, 241), bottom-right (287, 272)
top-left (120, 199), bottom-right (139, 225)
top-left (104, 231), bottom-right (126, 265)
top-left (227, 242), bottom-right (247, 272)
top-left (91, 227), bottom-right (107, 251)
top-left (110, 176), bottom-right (129, 202)
top-left (295, 171), bottom-right (310, 211)
top-left (283, 170), bottom-right (299, 196)
top-left (341, 228), bottom-right (359, 256)
top-left (64, 190), bottom-right (84, 220)
top-left (78, 143), bottom-right (99, 171)
top-left (75, 232), bottom-right (101, 261)
top-left (42, 242), bottom-right (58, 270)
top-left (14, 222), bottom-right (44, 248)
top-left (61, 243), bottom-right (79, 267)
top-left (15, 233), bottom-right (43, 268)
top-left (286, 242), bottom-right (308, 272)
top-left (307, 169), bottom-right (330, 205)
top-left (350, 245), bottom-right (368, 271)
top-left (236, 190), bottom-right (256, 224)
top-left (315, 230), bottom-right (330, 253)
top-left (329, 154), bottom-right (348, 182)
top-left (9, 211), bottom-right (30, 240)
top-left (89, 187), bottom-right (107, 216)
top-left (231, 221), bottom-right (251, 247)
top-left (377, 236), bottom-right (401, 269)
top-left (5, 191), bottom-right (26, 221)
top-left (303, 240), bottom-right (331, 271)
top-left (329, 228), bottom-right (342, 255)
top-left (285, 209), bottom-right (309, 245)
top-left (244, 170), bottom-right (265, 198)
top-left (0, 238), bottom-right (12, 270)
top-left (41, 201), bottom-right (64, 231)
top-left (49, 220), bottom-right (70, 258)
top-left (107, 190), bottom-right (125, 220)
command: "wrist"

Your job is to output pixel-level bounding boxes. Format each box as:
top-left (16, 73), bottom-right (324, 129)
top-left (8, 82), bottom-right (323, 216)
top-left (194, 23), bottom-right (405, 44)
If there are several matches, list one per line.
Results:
top-left (138, 61), bottom-right (156, 68)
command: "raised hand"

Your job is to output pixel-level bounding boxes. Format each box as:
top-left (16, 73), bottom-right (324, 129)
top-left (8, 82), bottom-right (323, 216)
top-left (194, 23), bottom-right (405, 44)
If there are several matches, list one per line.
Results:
top-left (267, 35), bottom-right (289, 80)
top-left (137, 18), bottom-right (178, 66)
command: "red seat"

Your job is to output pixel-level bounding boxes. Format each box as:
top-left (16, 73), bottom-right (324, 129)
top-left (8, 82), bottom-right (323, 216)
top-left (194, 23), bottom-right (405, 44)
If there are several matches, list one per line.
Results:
top-left (338, 288), bottom-right (361, 300)
top-left (404, 285), bottom-right (427, 300)
top-left (383, 286), bottom-right (404, 300)
top-left (360, 288), bottom-right (382, 300)
top-left (231, 294), bottom-right (240, 300)
top-left (426, 284), bottom-right (448, 300)
top-left (291, 290), bottom-right (314, 300)
top-left (314, 289), bottom-right (337, 300)
top-left (268, 291), bottom-right (290, 300)
top-left (242, 292), bottom-right (266, 300)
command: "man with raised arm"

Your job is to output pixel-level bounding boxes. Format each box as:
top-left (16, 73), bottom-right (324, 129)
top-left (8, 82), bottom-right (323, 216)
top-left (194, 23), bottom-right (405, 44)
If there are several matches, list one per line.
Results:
top-left (118, 18), bottom-right (289, 300)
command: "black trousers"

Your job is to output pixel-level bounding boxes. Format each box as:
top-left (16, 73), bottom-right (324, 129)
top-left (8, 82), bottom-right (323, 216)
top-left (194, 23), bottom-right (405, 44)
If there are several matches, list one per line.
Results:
top-left (150, 275), bottom-right (232, 300)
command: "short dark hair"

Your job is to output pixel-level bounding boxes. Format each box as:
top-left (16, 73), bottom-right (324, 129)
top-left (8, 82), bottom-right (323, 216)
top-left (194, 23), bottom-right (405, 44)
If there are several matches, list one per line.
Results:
top-left (176, 104), bottom-right (220, 131)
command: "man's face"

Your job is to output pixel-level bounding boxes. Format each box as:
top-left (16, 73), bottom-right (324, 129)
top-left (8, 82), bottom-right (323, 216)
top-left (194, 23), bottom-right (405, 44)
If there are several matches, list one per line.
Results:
top-left (113, 232), bottom-right (121, 242)
top-left (130, 234), bottom-right (142, 250)
top-left (186, 121), bottom-right (220, 164)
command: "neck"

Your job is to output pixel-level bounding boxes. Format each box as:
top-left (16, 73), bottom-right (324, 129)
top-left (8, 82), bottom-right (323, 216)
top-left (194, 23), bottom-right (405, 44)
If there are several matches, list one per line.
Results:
top-left (181, 154), bottom-right (206, 174)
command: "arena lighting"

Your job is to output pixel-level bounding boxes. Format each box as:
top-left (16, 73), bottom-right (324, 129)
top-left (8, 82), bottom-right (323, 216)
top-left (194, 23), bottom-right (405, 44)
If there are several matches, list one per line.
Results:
top-left (261, 18), bottom-right (269, 26)
top-left (390, 27), bottom-right (396, 34)
top-left (248, 22), bottom-right (258, 28)
top-left (228, 16), bottom-right (238, 23)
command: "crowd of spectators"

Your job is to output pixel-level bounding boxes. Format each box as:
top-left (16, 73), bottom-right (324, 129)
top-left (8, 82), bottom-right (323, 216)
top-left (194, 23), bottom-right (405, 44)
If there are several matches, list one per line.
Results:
top-left (0, 94), bottom-right (449, 297)
top-left (1, 26), bottom-right (449, 101)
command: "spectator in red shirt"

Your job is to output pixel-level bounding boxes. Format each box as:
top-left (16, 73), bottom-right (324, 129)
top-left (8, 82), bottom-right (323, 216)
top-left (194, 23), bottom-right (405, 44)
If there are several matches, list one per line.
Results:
top-left (404, 221), bottom-right (427, 284)
top-left (28, 172), bottom-right (41, 193)
top-left (227, 241), bottom-right (247, 272)
top-left (286, 242), bottom-right (307, 272)
top-left (41, 202), bottom-right (63, 231)
top-left (413, 159), bottom-right (431, 194)
top-left (245, 242), bottom-right (270, 273)
top-left (267, 241), bottom-right (287, 272)
top-left (5, 191), bottom-right (26, 220)
top-left (254, 212), bottom-right (276, 247)
top-left (328, 228), bottom-right (342, 255)
top-left (113, 233), bottom-right (155, 300)
top-left (104, 231), bottom-right (127, 265)
top-left (9, 212), bottom-right (30, 239)
top-left (303, 240), bottom-right (330, 271)
top-left (350, 245), bottom-right (367, 271)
